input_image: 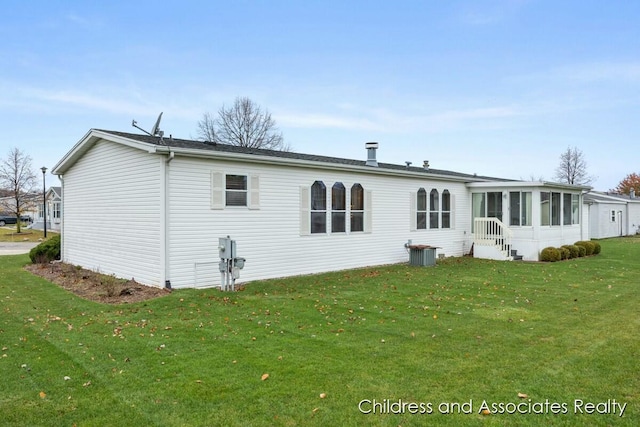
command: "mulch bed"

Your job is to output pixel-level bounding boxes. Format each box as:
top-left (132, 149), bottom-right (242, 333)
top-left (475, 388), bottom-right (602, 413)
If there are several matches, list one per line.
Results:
top-left (25, 262), bottom-right (171, 304)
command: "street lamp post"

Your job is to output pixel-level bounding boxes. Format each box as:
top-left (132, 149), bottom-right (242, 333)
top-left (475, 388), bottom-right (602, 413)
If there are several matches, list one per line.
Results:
top-left (41, 167), bottom-right (47, 238)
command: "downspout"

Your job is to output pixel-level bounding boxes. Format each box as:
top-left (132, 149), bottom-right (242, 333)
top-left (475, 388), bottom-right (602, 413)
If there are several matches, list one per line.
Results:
top-left (161, 151), bottom-right (175, 289)
top-left (59, 175), bottom-right (64, 261)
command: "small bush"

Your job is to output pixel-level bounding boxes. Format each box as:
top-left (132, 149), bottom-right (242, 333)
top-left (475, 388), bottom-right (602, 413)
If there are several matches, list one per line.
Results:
top-left (540, 246), bottom-right (561, 262)
top-left (562, 245), bottom-right (579, 259)
top-left (558, 246), bottom-right (570, 260)
top-left (575, 240), bottom-right (595, 256)
top-left (576, 245), bottom-right (587, 257)
top-left (592, 241), bottom-right (602, 255)
top-left (29, 235), bottom-right (61, 264)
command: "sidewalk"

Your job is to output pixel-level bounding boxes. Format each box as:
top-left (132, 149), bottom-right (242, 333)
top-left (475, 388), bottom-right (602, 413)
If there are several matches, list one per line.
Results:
top-left (0, 242), bottom-right (40, 255)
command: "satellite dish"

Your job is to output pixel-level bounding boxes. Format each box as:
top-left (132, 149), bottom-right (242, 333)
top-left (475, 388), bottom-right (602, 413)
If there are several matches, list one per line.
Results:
top-left (150, 112), bottom-right (163, 136)
top-left (131, 112), bottom-right (164, 137)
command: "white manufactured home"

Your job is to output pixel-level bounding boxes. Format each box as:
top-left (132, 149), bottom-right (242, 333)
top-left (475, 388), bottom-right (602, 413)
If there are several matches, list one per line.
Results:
top-left (52, 129), bottom-right (591, 289)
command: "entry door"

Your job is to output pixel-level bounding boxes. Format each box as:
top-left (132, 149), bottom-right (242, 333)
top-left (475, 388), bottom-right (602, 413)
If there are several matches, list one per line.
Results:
top-left (487, 192), bottom-right (503, 222)
top-left (618, 211), bottom-right (623, 236)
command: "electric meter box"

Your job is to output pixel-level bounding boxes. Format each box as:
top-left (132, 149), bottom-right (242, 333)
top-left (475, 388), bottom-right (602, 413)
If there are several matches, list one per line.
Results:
top-left (218, 237), bottom-right (236, 259)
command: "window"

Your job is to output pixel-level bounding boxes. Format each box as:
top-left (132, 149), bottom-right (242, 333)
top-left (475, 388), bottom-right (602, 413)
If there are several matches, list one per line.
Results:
top-left (429, 189), bottom-right (439, 228)
top-left (441, 190), bottom-right (451, 229)
top-left (611, 210), bottom-right (616, 222)
top-left (551, 192), bottom-right (561, 225)
top-left (53, 202), bottom-right (61, 219)
top-left (332, 182), bottom-right (346, 233)
top-left (417, 188), bottom-right (427, 229)
top-left (510, 191), bottom-right (532, 226)
top-left (38, 204), bottom-right (44, 219)
top-left (541, 191), bottom-right (561, 226)
top-left (212, 171), bottom-right (259, 210)
top-left (351, 184), bottom-right (364, 232)
top-left (540, 192), bottom-right (550, 226)
top-left (572, 194), bottom-right (580, 224)
top-left (225, 175), bottom-right (247, 207)
top-left (311, 181), bottom-right (327, 233)
top-left (563, 194), bottom-right (573, 225)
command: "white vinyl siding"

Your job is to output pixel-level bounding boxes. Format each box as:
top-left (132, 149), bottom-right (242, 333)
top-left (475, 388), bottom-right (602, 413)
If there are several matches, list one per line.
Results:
top-left (61, 140), bottom-right (162, 286)
top-left (164, 156), bottom-right (470, 288)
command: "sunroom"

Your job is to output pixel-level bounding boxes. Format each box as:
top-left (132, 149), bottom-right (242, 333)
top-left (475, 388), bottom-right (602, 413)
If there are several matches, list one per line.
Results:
top-left (466, 181), bottom-right (591, 261)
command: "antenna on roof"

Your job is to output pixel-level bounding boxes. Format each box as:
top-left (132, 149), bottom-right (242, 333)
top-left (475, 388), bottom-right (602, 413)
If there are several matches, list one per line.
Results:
top-left (131, 112), bottom-right (164, 137)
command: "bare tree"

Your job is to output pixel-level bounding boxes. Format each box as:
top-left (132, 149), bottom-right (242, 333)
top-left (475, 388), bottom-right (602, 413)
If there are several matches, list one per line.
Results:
top-left (553, 146), bottom-right (594, 185)
top-left (197, 97), bottom-right (289, 151)
top-left (0, 148), bottom-right (38, 233)
top-left (196, 112), bottom-right (217, 144)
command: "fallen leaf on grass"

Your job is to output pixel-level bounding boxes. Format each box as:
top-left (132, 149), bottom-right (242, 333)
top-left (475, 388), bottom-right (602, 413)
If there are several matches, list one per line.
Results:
top-left (261, 373), bottom-right (269, 381)
top-left (481, 409), bottom-right (491, 415)
top-left (518, 392), bottom-right (528, 399)
top-left (39, 391), bottom-right (46, 399)
top-left (319, 393), bottom-right (326, 399)
top-left (83, 381), bottom-right (91, 387)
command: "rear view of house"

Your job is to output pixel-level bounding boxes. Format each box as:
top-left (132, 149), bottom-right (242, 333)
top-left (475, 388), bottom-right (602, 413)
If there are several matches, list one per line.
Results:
top-left (53, 129), bottom-right (591, 289)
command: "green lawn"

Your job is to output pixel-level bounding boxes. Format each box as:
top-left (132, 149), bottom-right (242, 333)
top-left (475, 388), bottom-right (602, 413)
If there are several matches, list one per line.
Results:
top-left (0, 226), bottom-right (50, 242)
top-left (1, 237), bottom-right (638, 426)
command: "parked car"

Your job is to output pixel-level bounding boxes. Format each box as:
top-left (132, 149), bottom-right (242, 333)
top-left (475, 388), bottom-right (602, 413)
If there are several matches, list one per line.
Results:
top-left (0, 215), bottom-right (32, 226)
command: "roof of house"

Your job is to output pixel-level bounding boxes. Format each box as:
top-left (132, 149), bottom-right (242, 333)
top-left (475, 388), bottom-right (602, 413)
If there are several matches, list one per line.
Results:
top-left (84, 129), bottom-right (509, 182)
top-left (46, 186), bottom-right (62, 199)
top-left (56, 130), bottom-right (596, 191)
top-left (584, 191), bottom-right (640, 204)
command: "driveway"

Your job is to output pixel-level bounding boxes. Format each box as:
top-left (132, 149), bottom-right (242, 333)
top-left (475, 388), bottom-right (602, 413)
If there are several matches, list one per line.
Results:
top-left (0, 242), bottom-right (40, 256)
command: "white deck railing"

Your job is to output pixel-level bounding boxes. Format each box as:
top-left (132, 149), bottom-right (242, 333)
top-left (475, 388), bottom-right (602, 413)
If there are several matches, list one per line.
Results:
top-left (473, 217), bottom-right (513, 258)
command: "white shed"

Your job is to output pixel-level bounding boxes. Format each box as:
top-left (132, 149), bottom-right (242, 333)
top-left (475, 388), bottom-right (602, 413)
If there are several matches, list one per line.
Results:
top-left (584, 191), bottom-right (640, 238)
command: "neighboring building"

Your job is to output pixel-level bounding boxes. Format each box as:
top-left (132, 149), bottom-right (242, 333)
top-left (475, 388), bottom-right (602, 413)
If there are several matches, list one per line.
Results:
top-left (52, 129), bottom-right (590, 289)
top-left (584, 190), bottom-right (640, 238)
top-left (31, 186), bottom-right (62, 232)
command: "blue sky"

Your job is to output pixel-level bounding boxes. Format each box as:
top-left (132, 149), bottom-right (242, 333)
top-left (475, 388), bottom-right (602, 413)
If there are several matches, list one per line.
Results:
top-left (2, 0), bottom-right (639, 190)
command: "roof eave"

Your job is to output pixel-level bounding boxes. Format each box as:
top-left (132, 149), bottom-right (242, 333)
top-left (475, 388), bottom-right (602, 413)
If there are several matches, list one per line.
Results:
top-left (52, 129), bottom-right (160, 175)
top-left (467, 180), bottom-right (592, 191)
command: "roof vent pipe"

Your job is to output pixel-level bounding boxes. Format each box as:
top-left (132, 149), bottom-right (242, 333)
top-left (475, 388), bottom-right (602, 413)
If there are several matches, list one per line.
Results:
top-left (631, 188), bottom-right (636, 199)
top-left (365, 142), bottom-right (379, 167)
top-left (405, 161), bottom-right (412, 169)
top-left (423, 160), bottom-right (430, 170)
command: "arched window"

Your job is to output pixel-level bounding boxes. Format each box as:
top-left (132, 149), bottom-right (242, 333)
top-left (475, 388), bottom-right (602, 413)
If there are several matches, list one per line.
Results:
top-left (417, 188), bottom-right (427, 229)
top-left (351, 184), bottom-right (364, 232)
top-left (332, 182), bottom-right (346, 233)
top-left (311, 181), bottom-right (326, 233)
top-left (430, 189), bottom-right (439, 229)
top-left (441, 190), bottom-right (450, 229)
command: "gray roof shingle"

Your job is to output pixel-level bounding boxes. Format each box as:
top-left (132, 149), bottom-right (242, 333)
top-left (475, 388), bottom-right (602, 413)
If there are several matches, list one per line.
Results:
top-left (98, 130), bottom-right (506, 182)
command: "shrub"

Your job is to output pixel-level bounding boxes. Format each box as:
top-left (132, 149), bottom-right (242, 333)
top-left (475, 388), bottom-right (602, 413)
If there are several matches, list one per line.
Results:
top-left (575, 240), bottom-right (595, 256)
top-left (562, 245), bottom-right (579, 259)
top-left (576, 245), bottom-right (586, 257)
top-left (592, 241), bottom-right (602, 255)
top-left (29, 235), bottom-right (61, 264)
top-left (558, 246), bottom-right (570, 260)
top-left (540, 246), bottom-right (561, 262)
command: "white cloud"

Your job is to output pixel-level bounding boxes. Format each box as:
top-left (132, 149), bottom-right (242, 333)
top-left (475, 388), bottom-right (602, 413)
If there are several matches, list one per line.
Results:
top-left (276, 104), bottom-right (522, 135)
